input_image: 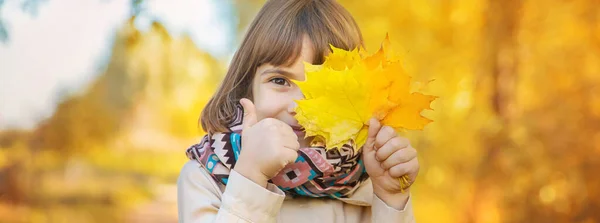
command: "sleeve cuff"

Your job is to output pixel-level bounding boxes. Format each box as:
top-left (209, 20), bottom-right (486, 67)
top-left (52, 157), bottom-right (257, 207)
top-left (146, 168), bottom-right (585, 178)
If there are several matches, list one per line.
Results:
top-left (372, 194), bottom-right (415, 222)
top-left (220, 169), bottom-right (285, 222)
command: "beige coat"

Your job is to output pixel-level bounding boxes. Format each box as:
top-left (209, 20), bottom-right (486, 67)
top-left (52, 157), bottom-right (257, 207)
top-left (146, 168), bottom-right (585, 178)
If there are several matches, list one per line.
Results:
top-left (177, 160), bottom-right (415, 223)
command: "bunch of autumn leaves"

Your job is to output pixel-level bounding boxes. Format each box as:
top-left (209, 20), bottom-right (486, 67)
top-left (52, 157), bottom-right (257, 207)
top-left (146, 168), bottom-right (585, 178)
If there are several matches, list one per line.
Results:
top-left (293, 35), bottom-right (436, 151)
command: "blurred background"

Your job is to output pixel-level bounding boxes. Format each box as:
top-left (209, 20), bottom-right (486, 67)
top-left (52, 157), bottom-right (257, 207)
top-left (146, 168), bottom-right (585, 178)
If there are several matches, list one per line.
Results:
top-left (1, 0), bottom-right (599, 222)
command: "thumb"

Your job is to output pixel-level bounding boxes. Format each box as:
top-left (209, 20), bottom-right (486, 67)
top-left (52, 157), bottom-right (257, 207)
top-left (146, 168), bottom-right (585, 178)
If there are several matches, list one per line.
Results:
top-left (240, 98), bottom-right (258, 130)
top-left (363, 118), bottom-right (381, 153)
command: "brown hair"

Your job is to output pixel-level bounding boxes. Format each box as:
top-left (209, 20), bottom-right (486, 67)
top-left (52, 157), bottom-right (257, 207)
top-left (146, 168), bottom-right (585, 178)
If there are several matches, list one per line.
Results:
top-left (200, 0), bottom-right (364, 134)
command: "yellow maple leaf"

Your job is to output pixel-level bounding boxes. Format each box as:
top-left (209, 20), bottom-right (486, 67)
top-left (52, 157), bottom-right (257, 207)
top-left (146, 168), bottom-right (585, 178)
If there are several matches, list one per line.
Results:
top-left (294, 35), bottom-right (436, 151)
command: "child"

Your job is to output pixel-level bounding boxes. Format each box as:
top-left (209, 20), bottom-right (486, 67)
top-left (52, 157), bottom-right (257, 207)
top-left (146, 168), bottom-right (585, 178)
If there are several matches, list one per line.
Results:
top-left (178, 0), bottom-right (419, 222)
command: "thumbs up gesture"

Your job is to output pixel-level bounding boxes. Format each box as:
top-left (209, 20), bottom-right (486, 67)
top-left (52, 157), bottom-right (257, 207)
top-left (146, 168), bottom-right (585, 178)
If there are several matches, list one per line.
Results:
top-left (233, 98), bottom-right (300, 188)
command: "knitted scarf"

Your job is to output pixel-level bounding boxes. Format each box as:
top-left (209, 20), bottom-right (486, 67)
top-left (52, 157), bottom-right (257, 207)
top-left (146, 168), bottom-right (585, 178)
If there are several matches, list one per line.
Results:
top-left (186, 104), bottom-right (370, 198)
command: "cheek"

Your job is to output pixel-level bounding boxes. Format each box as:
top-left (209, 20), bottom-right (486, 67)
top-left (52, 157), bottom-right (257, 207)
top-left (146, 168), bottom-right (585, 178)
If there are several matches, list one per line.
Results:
top-left (253, 88), bottom-right (288, 120)
top-left (255, 101), bottom-right (278, 120)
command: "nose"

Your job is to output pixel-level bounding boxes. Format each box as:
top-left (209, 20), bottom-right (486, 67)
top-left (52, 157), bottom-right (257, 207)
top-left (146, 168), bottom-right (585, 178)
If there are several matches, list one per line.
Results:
top-left (287, 100), bottom-right (298, 114)
top-left (287, 89), bottom-right (305, 114)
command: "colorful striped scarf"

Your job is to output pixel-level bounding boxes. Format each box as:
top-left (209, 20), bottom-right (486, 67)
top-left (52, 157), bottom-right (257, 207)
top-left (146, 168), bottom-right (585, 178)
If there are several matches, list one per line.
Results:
top-left (186, 104), bottom-right (370, 198)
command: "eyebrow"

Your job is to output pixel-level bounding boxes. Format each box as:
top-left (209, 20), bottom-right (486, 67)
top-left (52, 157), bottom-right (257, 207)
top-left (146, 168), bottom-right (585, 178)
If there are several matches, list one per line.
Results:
top-left (261, 68), bottom-right (301, 79)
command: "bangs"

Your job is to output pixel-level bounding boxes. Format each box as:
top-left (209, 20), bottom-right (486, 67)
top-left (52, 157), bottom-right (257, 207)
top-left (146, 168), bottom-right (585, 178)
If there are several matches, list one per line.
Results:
top-left (250, 0), bottom-right (363, 68)
top-left (253, 25), bottom-right (313, 68)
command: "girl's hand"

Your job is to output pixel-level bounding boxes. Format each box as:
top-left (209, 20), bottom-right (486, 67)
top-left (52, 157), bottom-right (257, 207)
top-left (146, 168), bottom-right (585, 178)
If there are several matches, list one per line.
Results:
top-left (233, 98), bottom-right (300, 188)
top-left (362, 118), bottom-right (419, 210)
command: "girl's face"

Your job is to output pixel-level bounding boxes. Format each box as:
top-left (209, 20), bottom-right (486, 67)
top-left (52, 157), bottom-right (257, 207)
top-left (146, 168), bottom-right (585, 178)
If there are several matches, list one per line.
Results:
top-left (252, 35), bottom-right (314, 148)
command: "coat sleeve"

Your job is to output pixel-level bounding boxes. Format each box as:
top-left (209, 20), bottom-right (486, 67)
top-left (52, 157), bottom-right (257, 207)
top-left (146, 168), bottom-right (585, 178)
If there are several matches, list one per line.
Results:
top-left (177, 161), bottom-right (286, 223)
top-left (371, 194), bottom-right (416, 223)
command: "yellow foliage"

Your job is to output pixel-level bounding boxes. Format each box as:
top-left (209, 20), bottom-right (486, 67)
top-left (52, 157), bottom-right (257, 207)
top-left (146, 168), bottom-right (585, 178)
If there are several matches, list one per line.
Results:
top-left (294, 35), bottom-right (436, 150)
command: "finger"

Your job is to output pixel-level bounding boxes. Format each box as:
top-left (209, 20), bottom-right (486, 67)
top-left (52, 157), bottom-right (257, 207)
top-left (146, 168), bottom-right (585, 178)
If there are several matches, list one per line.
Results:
top-left (375, 137), bottom-right (410, 162)
top-left (282, 135), bottom-right (301, 151)
top-left (388, 158), bottom-right (419, 178)
top-left (363, 118), bottom-right (382, 153)
top-left (278, 122), bottom-right (297, 139)
top-left (240, 98), bottom-right (258, 130)
top-left (381, 146), bottom-right (416, 170)
top-left (264, 118), bottom-right (294, 133)
top-left (282, 132), bottom-right (299, 143)
top-left (374, 126), bottom-right (397, 149)
top-left (265, 119), bottom-right (298, 150)
top-left (282, 148), bottom-right (300, 165)
top-left (269, 120), bottom-right (299, 142)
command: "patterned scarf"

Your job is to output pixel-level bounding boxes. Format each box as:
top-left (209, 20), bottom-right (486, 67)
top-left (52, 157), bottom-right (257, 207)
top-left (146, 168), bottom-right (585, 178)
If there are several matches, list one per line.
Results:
top-left (186, 103), bottom-right (370, 198)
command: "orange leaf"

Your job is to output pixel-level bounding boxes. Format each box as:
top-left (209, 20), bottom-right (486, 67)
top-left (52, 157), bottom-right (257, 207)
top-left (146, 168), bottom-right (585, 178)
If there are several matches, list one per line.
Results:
top-left (294, 35), bottom-right (436, 151)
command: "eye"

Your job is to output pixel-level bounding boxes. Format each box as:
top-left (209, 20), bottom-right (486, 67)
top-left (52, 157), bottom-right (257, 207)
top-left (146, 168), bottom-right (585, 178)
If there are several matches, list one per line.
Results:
top-left (269, 77), bottom-right (291, 86)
